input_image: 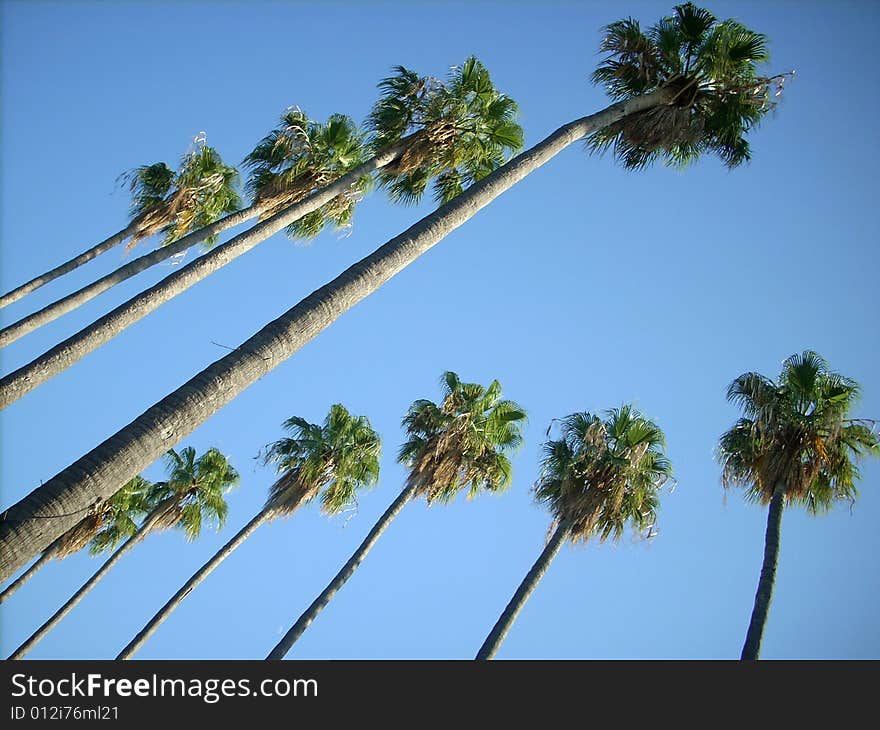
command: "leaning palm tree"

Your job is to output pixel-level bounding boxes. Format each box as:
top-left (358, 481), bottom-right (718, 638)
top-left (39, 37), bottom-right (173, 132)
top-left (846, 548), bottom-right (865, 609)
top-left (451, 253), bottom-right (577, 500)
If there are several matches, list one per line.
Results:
top-left (0, 476), bottom-right (152, 605)
top-left (476, 406), bottom-right (671, 659)
top-left (266, 371), bottom-right (526, 659)
top-left (0, 4), bottom-right (784, 581)
top-left (116, 405), bottom-right (380, 659)
top-left (0, 141), bottom-right (242, 312)
top-left (0, 58), bottom-right (523, 404)
top-left (718, 351), bottom-right (878, 660)
top-left (7, 447), bottom-right (238, 659)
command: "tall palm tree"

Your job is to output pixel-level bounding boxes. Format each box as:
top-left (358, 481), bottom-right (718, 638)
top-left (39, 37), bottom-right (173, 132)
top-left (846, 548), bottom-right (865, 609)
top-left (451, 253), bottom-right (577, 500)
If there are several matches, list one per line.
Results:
top-left (0, 58), bottom-right (523, 405)
top-left (7, 447), bottom-right (238, 659)
top-left (0, 4), bottom-right (782, 581)
top-left (718, 351), bottom-right (879, 660)
top-left (0, 141), bottom-right (243, 312)
top-left (476, 407), bottom-right (671, 659)
top-left (0, 476), bottom-right (152, 604)
top-left (266, 372), bottom-right (526, 659)
top-left (116, 405), bottom-right (380, 659)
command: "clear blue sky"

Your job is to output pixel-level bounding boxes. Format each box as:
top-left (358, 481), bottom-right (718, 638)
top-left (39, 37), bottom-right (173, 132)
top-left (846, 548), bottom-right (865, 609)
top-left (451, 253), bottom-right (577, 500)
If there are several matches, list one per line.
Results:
top-left (1, 0), bottom-right (878, 659)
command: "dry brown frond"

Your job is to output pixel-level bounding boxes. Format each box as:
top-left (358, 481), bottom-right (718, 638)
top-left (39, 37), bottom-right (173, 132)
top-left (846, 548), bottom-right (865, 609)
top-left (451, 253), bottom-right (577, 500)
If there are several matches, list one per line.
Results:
top-left (264, 469), bottom-right (322, 518)
top-left (53, 514), bottom-right (104, 558)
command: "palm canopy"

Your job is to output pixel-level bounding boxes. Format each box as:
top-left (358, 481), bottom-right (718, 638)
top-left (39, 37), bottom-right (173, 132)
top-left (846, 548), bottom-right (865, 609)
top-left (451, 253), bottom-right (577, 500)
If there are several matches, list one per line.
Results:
top-left (719, 351), bottom-right (879, 514)
top-left (54, 475), bottom-right (154, 558)
top-left (589, 2), bottom-right (786, 168)
top-left (398, 371), bottom-right (527, 504)
top-left (124, 142), bottom-right (242, 247)
top-left (367, 56), bottom-right (524, 205)
top-left (262, 404), bottom-right (381, 516)
top-left (243, 110), bottom-right (372, 240)
top-left (535, 406), bottom-right (672, 542)
top-left (147, 447), bottom-right (240, 540)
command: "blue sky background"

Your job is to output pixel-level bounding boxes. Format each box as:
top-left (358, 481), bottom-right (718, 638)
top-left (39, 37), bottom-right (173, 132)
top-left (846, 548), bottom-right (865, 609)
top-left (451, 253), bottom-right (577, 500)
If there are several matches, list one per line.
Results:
top-left (1, 0), bottom-right (878, 660)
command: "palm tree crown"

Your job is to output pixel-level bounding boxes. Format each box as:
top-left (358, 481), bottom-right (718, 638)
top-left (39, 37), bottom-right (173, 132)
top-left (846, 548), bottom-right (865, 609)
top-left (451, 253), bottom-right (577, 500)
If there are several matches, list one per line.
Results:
top-left (368, 56), bottom-right (524, 205)
top-left (244, 110), bottom-right (372, 240)
top-left (148, 447), bottom-right (240, 539)
top-left (124, 142), bottom-right (242, 247)
top-left (398, 371), bottom-right (527, 503)
top-left (719, 351), bottom-right (879, 513)
top-left (589, 2), bottom-right (785, 168)
top-left (262, 404), bottom-right (381, 516)
top-left (535, 406), bottom-right (672, 542)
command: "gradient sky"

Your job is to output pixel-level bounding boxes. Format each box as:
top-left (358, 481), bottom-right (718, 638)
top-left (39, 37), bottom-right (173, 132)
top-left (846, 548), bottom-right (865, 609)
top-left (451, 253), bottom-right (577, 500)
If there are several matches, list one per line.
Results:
top-left (1, 0), bottom-right (878, 660)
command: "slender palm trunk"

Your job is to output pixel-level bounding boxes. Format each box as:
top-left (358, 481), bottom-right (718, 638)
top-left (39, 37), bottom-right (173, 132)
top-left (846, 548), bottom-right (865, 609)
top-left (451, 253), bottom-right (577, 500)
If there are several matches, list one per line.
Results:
top-left (266, 482), bottom-right (417, 659)
top-left (0, 204), bottom-right (265, 348)
top-left (0, 88), bottom-right (675, 582)
top-left (117, 504), bottom-right (280, 659)
top-left (0, 138), bottom-right (413, 409)
top-left (475, 521), bottom-right (570, 660)
top-left (0, 221), bottom-right (140, 309)
top-left (741, 486), bottom-right (785, 660)
top-left (0, 549), bottom-right (55, 604)
top-left (7, 503), bottom-right (169, 659)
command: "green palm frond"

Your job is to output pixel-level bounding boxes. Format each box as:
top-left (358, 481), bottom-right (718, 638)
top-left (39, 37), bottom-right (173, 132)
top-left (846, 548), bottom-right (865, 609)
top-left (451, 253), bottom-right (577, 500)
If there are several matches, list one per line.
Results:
top-left (86, 475), bottom-right (155, 555)
top-left (263, 404), bottom-right (381, 517)
top-left (535, 407), bottom-right (671, 543)
top-left (719, 350), bottom-right (878, 513)
top-left (589, 2), bottom-right (784, 169)
top-left (398, 371), bottom-right (526, 505)
top-left (368, 56), bottom-right (523, 205)
top-left (143, 446), bottom-right (239, 541)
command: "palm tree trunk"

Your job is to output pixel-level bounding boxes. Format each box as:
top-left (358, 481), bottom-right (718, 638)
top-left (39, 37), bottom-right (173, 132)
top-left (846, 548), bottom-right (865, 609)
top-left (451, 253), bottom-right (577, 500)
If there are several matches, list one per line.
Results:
top-left (0, 549), bottom-right (55, 604)
top-left (475, 520), bottom-right (570, 660)
top-left (7, 503), bottom-right (169, 659)
top-left (0, 138), bottom-right (414, 408)
top-left (0, 221), bottom-right (140, 309)
top-left (0, 204), bottom-right (266, 348)
top-left (117, 504), bottom-right (279, 659)
top-left (266, 482), bottom-right (418, 659)
top-left (0, 88), bottom-right (674, 582)
top-left (740, 486), bottom-right (785, 660)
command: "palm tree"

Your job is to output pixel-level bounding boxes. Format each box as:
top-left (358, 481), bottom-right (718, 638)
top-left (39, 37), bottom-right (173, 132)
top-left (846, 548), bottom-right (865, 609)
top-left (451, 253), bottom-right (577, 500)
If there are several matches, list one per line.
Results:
top-left (476, 407), bottom-right (671, 659)
top-left (0, 4), bottom-right (782, 581)
top-left (367, 56), bottom-right (523, 205)
top-left (0, 59), bottom-right (523, 406)
top-left (0, 476), bottom-right (152, 604)
top-left (266, 372), bottom-right (526, 659)
top-left (116, 405), bottom-right (380, 659)
top-left (7, 447), bottom-right (238, 659)
top-left (0, 141), bottom-right (243, 312)
top-left (718, 351), bottom-right (879, 660)
top-left (243, 110), bottom-right (374, 239)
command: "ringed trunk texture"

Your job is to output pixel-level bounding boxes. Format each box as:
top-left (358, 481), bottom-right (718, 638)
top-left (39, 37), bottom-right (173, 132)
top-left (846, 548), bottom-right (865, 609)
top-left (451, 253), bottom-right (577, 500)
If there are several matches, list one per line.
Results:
top-left (0, 549), bottom-right (55, 605)
top-left (0, 204), bottom-right (265, 348)
top-left (740, 486), bottom-right (785, 660)
top-left (7, 503), bottom-right (169, 659)
top-left (0, 138), bottom-right (411, 409)
top-left (266, 482), bottom-right (417, 659)
top-left (0, 221), bottom-right (139, 309)
top-left (117, 503), bottom-right (283, 659)
top-left (475, 520), bottom-right (570, 660)
top-left (0, 89), bottom-right (674, 582)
